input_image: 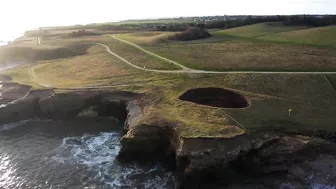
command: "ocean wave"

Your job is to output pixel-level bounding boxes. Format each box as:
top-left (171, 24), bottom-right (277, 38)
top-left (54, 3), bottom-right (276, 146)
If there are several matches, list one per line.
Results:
top-left (52, 132), bottom-right (175, 188)
top-left (0, 119), bottom-right (51, 132)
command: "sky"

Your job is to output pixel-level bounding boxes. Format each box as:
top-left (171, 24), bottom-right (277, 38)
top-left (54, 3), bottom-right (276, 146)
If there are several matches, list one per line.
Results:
top-left (0, 0), bottom-right (335, 40)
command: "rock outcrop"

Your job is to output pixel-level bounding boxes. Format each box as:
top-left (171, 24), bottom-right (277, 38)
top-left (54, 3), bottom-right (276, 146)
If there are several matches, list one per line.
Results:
top-left (119, 103), bottom-right (332, 189)
top-left (0, 90), bottom-right (140, 125)
top-left (118, 100), bottom-right (176, 163)
top-left (0, 97), bottom-right (40, 125)
top-left (0, 81), bottom-right (335, 189)
top-left (0, 82), bottom-right (31, 104)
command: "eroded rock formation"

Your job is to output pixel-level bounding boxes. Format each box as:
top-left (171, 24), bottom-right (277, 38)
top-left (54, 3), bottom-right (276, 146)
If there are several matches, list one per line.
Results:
top-left (119, 98), bottom-right (336, 189)
top-left (0, 89), bottom-right (139, 125)
top-left (0, 82), bottom-right (335, 189)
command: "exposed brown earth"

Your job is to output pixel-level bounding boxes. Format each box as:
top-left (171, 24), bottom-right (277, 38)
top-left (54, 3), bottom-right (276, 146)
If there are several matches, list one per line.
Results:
top-left (179, 87), bottom-right (250, 108)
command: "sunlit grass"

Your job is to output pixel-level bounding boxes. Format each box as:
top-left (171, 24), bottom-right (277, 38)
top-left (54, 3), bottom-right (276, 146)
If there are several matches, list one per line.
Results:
top-left (145, 41), bottom-right (336, 71)
top-left (2, 29), bottom-right (336, 139)
top-left (259, 25), bottom-right (336, 47)
top-left (32, 51), bottom-right (130, 87)
top-left (0, 43), bottom-right (93, 65)
top-left (1, 65), bottom-right (40, 89)
top-left (113, 28), bottom-right (336, 71)
top-left (212, 22), bottom-right (308, 38)
top-left (148, 73), bottom-right (336, 137)
top-left (212, 23), bottom-right (336, 48)
top-left (105, 36), bottom-right (180, 70)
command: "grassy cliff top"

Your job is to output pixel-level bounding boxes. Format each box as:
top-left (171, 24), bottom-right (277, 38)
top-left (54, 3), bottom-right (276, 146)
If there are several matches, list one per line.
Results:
top-left (2, 27), bottom-right (336, 139)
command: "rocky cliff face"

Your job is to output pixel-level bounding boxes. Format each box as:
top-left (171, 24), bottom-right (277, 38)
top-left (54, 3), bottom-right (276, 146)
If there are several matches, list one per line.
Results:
top-left (118, 99), bottom-right (336, 189)
top-left (118, 100), bottom-right (176, 164)
top-left (173, 133), bottom-right (326, 188)
top-left (0, 90), bottom-right (139, 125)
top-left (0, 84), bottom-right (335, 189)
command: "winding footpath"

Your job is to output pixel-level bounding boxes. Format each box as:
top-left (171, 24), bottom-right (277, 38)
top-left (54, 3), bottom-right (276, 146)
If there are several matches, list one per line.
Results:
top-left (28, 37), bottom-right (336, 89)
top-left (111, 36), bottom-right (190, 70)
top-left (111, 35), bottom-right (336, 75)
top-left (23, 38), bottom-right (336, 129)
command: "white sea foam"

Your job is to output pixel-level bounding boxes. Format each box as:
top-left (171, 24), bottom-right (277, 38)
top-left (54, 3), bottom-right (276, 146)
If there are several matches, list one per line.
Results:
top-left (0, 119), bottom-right (51, 132)
top-left (280, 178), bottom-right (336, 189)
top-left (312, 183), bottom-right (336, 189)
top-left (53, 132), bottom-right (175, 188)
top-left (0, 120), bottom-right (29, 132)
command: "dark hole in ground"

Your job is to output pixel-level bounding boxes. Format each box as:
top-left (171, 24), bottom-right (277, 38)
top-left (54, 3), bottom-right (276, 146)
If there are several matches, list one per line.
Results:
top-left (179, 88), bottom-right (250, 108)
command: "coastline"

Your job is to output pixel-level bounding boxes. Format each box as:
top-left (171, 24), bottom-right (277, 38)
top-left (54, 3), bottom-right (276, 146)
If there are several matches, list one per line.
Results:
top-left (0, 23), bottom-right (335, 188)
top-left (0, 28), bottom-right (32, 47)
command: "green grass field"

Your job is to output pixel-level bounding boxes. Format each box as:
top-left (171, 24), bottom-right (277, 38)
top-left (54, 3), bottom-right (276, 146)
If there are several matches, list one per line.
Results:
top-left (325, 75), bottom-right (336, 91)
top-left (212, 22), bottom-right (308, 38)
top-left (113, 22), bottom-right (336, 71)
top-left (106, 37), bottom-right (180, 70)
top-left (31, 46), bottom-right (132, 87)
top-left (213, 23), bottom-right (336, 48)
top-left (143, 39), bottom-right (336, 71)
top-left (1, 24), bottom-right (336, 138)
top-left (259, 25), bottom-right (336, 47)
top-left (0, 43), bottom-right (91, 64)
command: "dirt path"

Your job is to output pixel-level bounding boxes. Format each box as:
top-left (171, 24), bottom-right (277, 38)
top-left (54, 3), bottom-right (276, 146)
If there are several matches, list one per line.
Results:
top-left (324, 75), bottom-right (336, 94)
top-left (111, 36), bottom-right (190, 70)
top-left (28, 40), bottom-right (336, 89)
top-left (110, 36), bottom-right (336, 75)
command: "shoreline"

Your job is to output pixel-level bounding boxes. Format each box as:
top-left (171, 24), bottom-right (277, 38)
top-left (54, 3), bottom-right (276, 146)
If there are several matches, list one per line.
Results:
top-left (0, 28), bottom-right (32, 47)
top-left (1, 23), bottom-right (336, 188)
top-left (0, 79), bottom-right (335, 189)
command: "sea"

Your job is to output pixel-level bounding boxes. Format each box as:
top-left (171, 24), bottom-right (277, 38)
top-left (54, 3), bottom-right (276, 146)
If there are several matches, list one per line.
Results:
top-left (0, 118), bottom-right (175, 189)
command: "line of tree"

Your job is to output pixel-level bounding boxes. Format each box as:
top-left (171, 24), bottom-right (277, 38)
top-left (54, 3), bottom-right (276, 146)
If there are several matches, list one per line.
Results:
top-left (204, 15), bottom-right (336, 29)
top-left (155, 23), bottom-right (196, 31)
top-left (168, 27), bottom-right (212, 41)
top-left (154, 15), bottom-right (336, 31)
top-left (26, 15), bottom-right (335, 38)
top-left (68, 30), bottom-right (99, 37)
top-left (282, 15), bottom-right (336, 26)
